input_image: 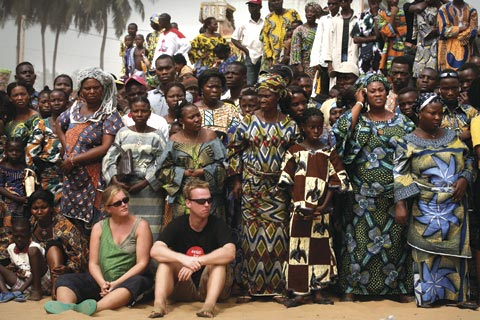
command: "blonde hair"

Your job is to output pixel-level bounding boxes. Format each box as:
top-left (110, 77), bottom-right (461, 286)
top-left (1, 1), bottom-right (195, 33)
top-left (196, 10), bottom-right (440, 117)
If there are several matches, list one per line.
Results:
top-left (102, 184), bottom-right (130, 208)
top-left (183, 179), bottom-right (210, 199)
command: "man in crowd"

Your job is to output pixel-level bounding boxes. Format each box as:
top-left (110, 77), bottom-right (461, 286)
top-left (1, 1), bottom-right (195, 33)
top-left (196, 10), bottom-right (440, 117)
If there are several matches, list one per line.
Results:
top-left (231, 0), bottom-right (264, 86)
top-left (386, 56), bottom-right (413, 112)
top-left (221, 62), bottom-right (247, 107)
top-left (151, 13), bottom-right (191, 63)
top-left (458, 63), bottom-right (480, 105)
top-left (15, 62), bottom-right (39, 109)
top-left (149, 179), bottom-right (235, 318)
top-left (416, 67), bottom-right (439, 94)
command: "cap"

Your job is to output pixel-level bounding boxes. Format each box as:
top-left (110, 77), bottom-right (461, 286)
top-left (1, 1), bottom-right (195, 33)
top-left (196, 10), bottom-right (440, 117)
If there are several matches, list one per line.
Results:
top-left (329, 62), bottom-right (359, 78)
top-left (182, 76), bottom-right (199, 89)
top-left (150, 13), bottom-right (160, 25)
top-left (125, 75), bottom-right (147, 88)
top-left (246, 0), bottom-right (262, 5)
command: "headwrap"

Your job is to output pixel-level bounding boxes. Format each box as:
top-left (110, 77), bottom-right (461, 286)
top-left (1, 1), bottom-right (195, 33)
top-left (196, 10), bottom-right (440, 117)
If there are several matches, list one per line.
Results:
top-left (305, 2), bottom-right (322, 18)
top-left (416, 92), bottom-right (443, 113)
top-left (150, 13), bottom-right (160, 25)
top-left (329, 100), bottom-right (347, 111)
top-left (77, 67), bottom-right (117, 122)
top-left (256, 73), bottom-right (288, 99)
top-left (355, 72), bottom-right (391, 93)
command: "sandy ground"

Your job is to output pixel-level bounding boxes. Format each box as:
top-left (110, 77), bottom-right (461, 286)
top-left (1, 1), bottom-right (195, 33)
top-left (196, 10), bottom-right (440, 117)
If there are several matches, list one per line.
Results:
top-left (0, 296), bottom-right (478, 320)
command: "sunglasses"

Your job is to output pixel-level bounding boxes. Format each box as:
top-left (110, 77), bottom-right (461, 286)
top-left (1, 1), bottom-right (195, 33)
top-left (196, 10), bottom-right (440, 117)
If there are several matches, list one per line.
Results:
top-left (439, 71), bottom-right (458, 78)
top-left (189, 198), bottom-right (213, 205)
top-left (109, 197), bottom-right (130, 207)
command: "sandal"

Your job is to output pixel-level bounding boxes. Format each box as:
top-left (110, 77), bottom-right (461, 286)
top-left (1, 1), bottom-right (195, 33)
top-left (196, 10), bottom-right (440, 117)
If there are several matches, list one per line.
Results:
top-left (13, 291), bottom-right (26, 303)
top-left (450, 301), bottom-right (479, 310)
top-left (0, 292), bottom-right (15, 303)
top-left (196, 308), bottom-right (215, 318)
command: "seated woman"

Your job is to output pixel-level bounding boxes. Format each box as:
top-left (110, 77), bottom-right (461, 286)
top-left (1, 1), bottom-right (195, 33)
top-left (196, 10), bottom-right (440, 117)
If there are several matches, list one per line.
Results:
top-left (28, 189), bottom-right (88, 299)
top-left (44, 185), bottom-right (153, 316)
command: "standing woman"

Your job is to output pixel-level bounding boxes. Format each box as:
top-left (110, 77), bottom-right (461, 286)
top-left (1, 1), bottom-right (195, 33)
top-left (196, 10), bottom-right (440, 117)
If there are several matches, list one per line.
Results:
top-left (227, 73), bottom-right (299, 299)
top-left (332, 73), bottom-right (415, 301)
top-left (5, 82), bottom-right (41, 144)
top-left (289, 2), bottom-right (323, 80)
top-left (103, 97), bottom-right (165, 240)
top-left (195, 69), bottom-right (240, 142)
top-left (188, 17), bottom-right (227, 72)
top-left (394, 93), bottom-right (476, 309)
top-left (412, 0), bottom-right (442, 78)
top-left (163, 82), bottom-right (186, 125)
top-left (157, 100), bottom-right (226, 222)
top-left (351, 0), bottom-right (383, 74)
top-left (57, 67), bottom-right (123, 235)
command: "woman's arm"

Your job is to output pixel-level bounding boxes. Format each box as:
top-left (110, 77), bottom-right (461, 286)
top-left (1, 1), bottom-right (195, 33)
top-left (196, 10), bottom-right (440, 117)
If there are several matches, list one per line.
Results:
top-left (108, 220), bottom-right (152, 290)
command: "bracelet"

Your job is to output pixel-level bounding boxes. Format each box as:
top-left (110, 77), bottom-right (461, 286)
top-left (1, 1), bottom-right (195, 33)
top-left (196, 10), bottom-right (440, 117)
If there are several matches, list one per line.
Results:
top-left (69, 156), bottom-right (76, 166)
top-left (355, 101), bottom-right (364, 108)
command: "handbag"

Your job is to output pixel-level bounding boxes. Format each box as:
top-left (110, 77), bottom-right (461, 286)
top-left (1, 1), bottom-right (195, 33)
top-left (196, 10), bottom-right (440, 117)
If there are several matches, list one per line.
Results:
top-left (24, 168), bottom-right (39, 197)
top-left (113, 143), bottom-right (134, 182)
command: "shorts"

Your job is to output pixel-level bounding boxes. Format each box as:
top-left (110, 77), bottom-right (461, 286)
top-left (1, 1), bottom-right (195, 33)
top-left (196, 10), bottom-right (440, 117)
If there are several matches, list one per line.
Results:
top-left (169, 265), bottom-right (233, 302)
top-left (56, 272), bottom-right (153, 305)
top-left (11, 270), bottom-right (51, 294)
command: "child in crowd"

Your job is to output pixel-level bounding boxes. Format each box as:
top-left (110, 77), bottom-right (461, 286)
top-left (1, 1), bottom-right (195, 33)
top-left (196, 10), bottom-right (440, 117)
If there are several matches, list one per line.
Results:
top-left (287, 86), bottom-right (308, 123)
top-left (397, 86), bottom-right (418, 124)
top-left (278, 108), bottom-right (348, 308)
top-left (124, 34), bottom-right (135, 78)
top-left (238, 87), bottom-right (259, 119)
top-left (328, 85), bottom-right (340, 99)
top-left (0, 138), bottom-right (27, 225)
top-left (213, 43), bottom-right (237, 75)
top-left (37, 88), bottom-right (51, 119)
top-left (169, 121), bottom-right (182, 136)
top-left (0, 217), bottom-right (50, 302)
top-left (134, 34), bottom-right (150, 77)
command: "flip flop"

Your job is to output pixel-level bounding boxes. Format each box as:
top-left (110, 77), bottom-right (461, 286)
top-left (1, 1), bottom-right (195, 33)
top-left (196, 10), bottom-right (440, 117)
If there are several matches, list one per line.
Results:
top-left (0, 292), bottom-right (15, 303)
top-left (44, 301), bottom-right (75, 314)
top-left (196, 308), bottom-right (215, 318)
top-left (13, 291), bottom-right (26, 302)
top-left (447, 301), bottom-right (479, 310)
top-left (148, 309), bottom-right (166, 318)
top-left (74, 299), bottom-right (97, 316)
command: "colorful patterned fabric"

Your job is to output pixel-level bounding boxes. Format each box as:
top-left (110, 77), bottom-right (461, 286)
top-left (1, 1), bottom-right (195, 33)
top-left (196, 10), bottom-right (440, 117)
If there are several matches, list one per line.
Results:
top-left (412, 6), bottom-right (440, 77)
top-left (157, 138), bottom-right (226, 221)
top-left (441, 103), bottom-right (479, 134)
top-left (0, 164), bottom-right (26, 218)
top-left (32, 213), bottom-right (89, 273)
top-left (393, 129), bottom-right (473, 306)
top-left (331, 111), bottom-right (415, 295)
top-left (437, 2), bottom-right (478, 71)
top-left (260, 8), bottom-right (301, 70)
top-left (278, 144), bottom-right (348, 294)
top-left (227, 114), bottom-right (299, 295)
top-left (0, 201), bottom-right (10, 261)
top-left (198, 101), bottom-right (240, 135)
top-left (26, 118), bottom-right (63, 198)
top-left (5, 114), bottom-right (41, 144)
top-left (146, 30), bottom-right (160, 66)
top-left (59, 102), bottom-right (123, 225)
top-left (290, 24), bottom-right (317, 80)
top-left (188, 34), bottom-right (227, 68)
top-left (102, 127), bottom-right (165, 239)
top-left (351, 9), bottom-right (383, 74)
top-left (378, 8), bottom-right (407, 72)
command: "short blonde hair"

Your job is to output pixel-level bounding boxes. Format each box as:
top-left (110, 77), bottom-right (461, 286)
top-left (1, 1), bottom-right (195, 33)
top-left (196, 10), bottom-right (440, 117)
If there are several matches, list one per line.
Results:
top-left (102, 184), bottom-right (129, 208)
top-left (183, 178), bottom-right (210, 199)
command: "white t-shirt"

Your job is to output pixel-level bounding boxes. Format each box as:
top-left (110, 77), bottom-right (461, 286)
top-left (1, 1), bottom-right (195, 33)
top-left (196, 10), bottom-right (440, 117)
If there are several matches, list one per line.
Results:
top-left (7, 241), bottom-right (44, 278)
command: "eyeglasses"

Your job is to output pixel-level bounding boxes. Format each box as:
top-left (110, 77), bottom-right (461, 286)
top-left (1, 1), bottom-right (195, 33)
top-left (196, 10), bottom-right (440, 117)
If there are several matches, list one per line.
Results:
top-left (189, 198), bottom-right (213, 205)
top-left (108, 197), bottom-right (130, 207)
top-left (439, 71), bottom-right (458, 78)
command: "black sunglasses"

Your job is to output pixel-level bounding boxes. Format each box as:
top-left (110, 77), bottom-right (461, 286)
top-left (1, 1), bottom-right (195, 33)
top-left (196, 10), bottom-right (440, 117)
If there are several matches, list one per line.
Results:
top-left (439, 71), bottom-right (458, 78)
top-left (109, 197), bottom-right (130, 207)
top-left (189, 198), bottom-right (213, 205)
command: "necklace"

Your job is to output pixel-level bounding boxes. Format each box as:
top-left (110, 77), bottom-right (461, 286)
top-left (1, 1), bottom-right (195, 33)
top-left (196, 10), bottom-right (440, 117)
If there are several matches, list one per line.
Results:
top-left (418, 127), bottom-right (441, 139)
top-left (36, 223), bottom-right (51, 241)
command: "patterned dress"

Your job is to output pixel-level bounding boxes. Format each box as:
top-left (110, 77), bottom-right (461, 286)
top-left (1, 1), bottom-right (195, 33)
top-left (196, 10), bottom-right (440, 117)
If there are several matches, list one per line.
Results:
top-left (437, 2), bottom-right (478, 71)
top-left (188, 34), bottom-right (227, 69)
top-left (5, 114), bottom-right (42, 144)
top-left (58, 102), bottom-right (123, 226)
top-left (441, 103), bottom-right (479, 135)
top-left (0, 164), bottom-right (25, 219)
top-left (198, 101), bottom-right (240, 143)
top-left (157, 138), bottom-right (226, 221)
top-left (278, 144), bottom-right (348, 295)
top-left (290, 24), bottom-right (317, 80)
top-left (102, 127), bottom-right (165, 240)
top-left (412, 6), bottom-right (440, 77)
top-left (394, 130), bottom-right (473, 306)
top-left (332, 111), bottom-right (415, 296)
top-left (227, 114), bottom-right (299, 296)
top-left (351, 9), bottom-right (383, 74)
top-left (26, 118), bottom-right (63, 201)
top-left (378, 8), bottom-right (407, 73)
top-left (260, 9), bottom-right (301, 71)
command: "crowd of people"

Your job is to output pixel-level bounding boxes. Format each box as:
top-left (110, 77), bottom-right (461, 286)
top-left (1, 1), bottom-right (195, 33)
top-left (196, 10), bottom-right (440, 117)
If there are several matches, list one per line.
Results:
top-left (0, 0), bottom-right (480, 317)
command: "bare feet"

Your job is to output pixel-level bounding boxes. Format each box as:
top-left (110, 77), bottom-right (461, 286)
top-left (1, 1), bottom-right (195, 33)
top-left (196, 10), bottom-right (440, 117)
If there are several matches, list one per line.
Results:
top-left (196, 308), bottom-right (215, 318)
top-left (148, 310), bottom-right (166, 318)
top-left (28, 290), bottom-right (42, 301)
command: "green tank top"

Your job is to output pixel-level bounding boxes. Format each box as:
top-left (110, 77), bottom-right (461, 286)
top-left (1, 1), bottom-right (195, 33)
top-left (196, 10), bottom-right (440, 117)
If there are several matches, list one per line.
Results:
top-left (99, 217), bottom-right (140, 282)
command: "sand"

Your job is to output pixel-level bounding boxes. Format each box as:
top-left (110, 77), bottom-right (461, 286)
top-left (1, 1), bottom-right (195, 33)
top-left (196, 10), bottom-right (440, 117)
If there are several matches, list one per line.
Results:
top-left (1, 297), bottom-right (478, 320)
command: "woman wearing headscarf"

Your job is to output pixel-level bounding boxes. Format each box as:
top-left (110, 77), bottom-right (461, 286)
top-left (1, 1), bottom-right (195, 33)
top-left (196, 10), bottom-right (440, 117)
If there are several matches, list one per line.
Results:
top-left (289, 2), bottom-right (323, 80)
top-left (332, 73), bottom-right (415, 301)
top-left (57, 67), bottom-right (123, 235)
top-left (227, 73), bottom-right (299, 300)
top-left (394, 93), bottom-right (475, 309)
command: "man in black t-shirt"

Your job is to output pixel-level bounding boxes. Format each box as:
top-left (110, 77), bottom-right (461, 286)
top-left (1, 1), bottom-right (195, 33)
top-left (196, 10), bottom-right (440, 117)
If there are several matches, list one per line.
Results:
top-left (149, 179), bottom-right (235, 318)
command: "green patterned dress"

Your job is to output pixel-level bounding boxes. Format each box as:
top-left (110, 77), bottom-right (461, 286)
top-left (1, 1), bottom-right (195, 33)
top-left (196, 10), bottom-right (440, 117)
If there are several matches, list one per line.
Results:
top-left (332, 111), bottom-right (415, 296)
top-left (394, 130), bottom-right (473, 306)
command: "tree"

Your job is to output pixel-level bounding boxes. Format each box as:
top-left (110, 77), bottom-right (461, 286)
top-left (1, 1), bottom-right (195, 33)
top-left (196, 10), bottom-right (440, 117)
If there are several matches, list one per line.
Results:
top-left (32, 0), bottom-right (54, 86)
